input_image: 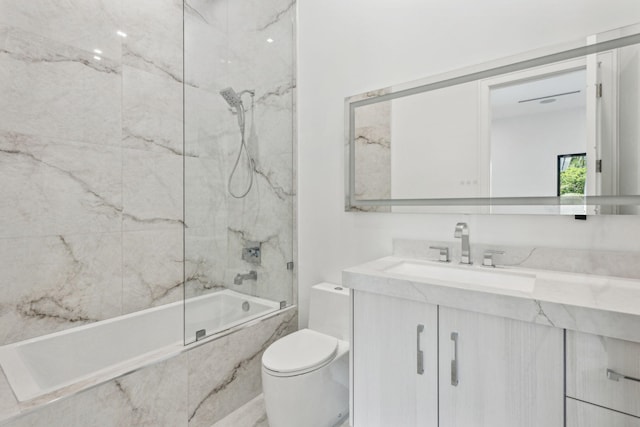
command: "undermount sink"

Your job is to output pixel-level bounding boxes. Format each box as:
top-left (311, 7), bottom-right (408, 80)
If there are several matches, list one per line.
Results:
top-left (384, 260), bottom-right (536, 294)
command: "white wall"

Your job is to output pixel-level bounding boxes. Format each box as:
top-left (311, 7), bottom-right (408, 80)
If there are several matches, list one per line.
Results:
top-left (297, 0), bottom-right (640, 327)
top-left (619, 44), bottom-right (640, 214)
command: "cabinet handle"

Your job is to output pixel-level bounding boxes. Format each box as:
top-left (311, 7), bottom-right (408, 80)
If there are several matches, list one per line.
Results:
top-left (451, 332), bottom-right (459, 386)
top-left (417, 324), bottom-right (424, 375)
top-left (607, 368), bottom-right (640, 383)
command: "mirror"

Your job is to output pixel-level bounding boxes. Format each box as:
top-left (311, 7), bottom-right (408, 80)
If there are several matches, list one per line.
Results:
top-left (345, 23), bottom-right (640, 214)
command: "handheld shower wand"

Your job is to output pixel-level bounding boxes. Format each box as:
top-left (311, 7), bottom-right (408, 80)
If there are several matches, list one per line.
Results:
top-left (219, 87), bottom-right (256, 198)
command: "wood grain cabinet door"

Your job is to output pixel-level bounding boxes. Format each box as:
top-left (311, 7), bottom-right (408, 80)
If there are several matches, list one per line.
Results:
top-left (438, 306), bottom-right (564, 427)
top-left (352, 291), bottom-right (438, 427)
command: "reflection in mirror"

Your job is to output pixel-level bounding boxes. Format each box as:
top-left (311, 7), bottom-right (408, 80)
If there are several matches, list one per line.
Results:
top-left (346, 23), bottom-right (640, 214)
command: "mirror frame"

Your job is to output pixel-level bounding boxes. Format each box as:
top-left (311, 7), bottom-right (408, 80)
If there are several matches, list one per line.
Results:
top-left (344, 23), bottom-right (640, 213)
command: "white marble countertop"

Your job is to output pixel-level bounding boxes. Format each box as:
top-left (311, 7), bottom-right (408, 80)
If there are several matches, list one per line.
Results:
top-left (343, 255), bottom-right (640, 343)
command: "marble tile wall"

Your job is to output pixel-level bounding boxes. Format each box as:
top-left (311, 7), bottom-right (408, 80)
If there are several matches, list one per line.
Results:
top-left (0, 0), bottom-right (296, 346)
top-left (0, 308), bottom-right (297, 427)
top-left (0, 0), bottom-right (185, 344)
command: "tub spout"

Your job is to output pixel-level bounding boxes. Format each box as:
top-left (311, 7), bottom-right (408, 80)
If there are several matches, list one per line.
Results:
top-left (234, 270), bottom-right (257, 285)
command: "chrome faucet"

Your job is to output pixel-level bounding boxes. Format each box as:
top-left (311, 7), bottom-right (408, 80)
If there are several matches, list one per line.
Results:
top-left (454, 222), bottom-right (471, 264)
top-left (234, 270), bottom-right (257, 285)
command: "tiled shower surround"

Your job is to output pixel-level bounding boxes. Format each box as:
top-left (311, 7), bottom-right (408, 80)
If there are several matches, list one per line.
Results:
top-left (0, 0), bottom-right (295, 424)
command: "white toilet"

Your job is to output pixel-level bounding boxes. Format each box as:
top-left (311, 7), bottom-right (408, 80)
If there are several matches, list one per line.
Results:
top-left (262, 283), bottom-right (350, 427)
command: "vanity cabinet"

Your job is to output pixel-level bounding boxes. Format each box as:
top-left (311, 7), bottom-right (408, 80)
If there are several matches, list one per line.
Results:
top-left (566, 331), bottom-right (640, 424)
top-left (352, 291), bottom-right (438, 427)
top-left (438, 306), bottom-right (564, 427)
top-left (566, 399), bottom-right (640, 427)
top-left (351, 291), bottom-right (564, 427)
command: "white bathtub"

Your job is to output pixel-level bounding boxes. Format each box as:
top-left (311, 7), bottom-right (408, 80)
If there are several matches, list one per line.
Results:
top-left (0, 290), bottom-right (280, 402)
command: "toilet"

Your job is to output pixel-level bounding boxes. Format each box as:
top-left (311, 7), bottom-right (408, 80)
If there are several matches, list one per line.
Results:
top-left (262, 283), bottom-right (350, 427)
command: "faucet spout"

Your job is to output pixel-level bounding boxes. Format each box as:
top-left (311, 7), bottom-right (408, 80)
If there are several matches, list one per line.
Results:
top-left (234, 270), bottom-right (257, 285)
top-left (454, 222), bottom-right (471, 264)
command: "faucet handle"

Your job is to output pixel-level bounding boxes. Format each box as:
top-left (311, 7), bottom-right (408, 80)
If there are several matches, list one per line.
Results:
top-left (429, 246), bottom-right (450, 263)
top-left (482, 250), bottom-right (505, 267)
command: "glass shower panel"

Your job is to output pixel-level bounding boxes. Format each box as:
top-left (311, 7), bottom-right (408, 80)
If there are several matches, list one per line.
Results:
top-left (183, 0), bottom-right (296, 344)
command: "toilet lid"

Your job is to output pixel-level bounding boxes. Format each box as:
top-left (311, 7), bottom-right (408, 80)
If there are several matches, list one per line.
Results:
top-left (262, 329), bottom-right (338, 374)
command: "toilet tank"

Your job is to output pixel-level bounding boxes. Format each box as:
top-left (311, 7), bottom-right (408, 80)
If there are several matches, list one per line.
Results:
top-left (308, 282), bottom-right (350, 341)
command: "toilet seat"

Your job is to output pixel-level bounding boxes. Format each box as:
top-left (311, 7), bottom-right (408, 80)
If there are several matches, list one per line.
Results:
top-left (262, 329), bottom-right (338, 377)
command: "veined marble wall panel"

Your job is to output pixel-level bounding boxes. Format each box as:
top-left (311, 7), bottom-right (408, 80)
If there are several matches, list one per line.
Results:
top-left (0, 0), bottom-right (185, 345)
top-left (3, 353), bottom-right (189, 427)
top-left (0, 232), bottom-right (122, 344)
top-left (0, 25), bottom-right (122, 147)
top-left (122, 148), bottom-right (183, 231)
top-left (184, 0), bottom-right (295, 307)
top-left (122, 66), bottom-right (184, 155)
top-left (184, 0), bottom-right (229, 91)
top-left (0, 131), bottom-right (122, 238)
top-left (122, 0), bottom-right (184, 84)
top-left (183, 85), bottom-right (234, 159)
top-left (227, 0), bottom-right (295, 94)
top-left (353, 92), bottom-right (392, 212)
top-left (0, 0), bottom-right (123, 59)
top-left (184, 229), bottom-right (228, 298)
top-left (187, 308), bottom-right (297, 427)
top-left (184, 154), bottom-right (229, 297)
top-left (0, 308), bottom-right (296, 426)
top-left (122, 227), bottom-right (184, 315)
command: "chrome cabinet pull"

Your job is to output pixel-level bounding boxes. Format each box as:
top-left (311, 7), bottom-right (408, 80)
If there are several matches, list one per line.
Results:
top-left (451, 332), bottom-right (459, 386)
top-left (417, 324), bottom-right (425, 375)
top-left (607, 368), bottom-right (640, 383)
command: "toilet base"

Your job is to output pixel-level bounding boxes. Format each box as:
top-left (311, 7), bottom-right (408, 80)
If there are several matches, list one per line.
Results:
top-left (262, 341), bottom-right (349, 427)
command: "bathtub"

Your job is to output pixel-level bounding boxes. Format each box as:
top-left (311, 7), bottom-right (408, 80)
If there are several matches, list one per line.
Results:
top-left (0, 290), bottom-right (280, 402)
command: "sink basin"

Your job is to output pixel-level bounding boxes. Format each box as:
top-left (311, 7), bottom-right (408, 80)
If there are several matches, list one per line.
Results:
top-left (384, 261), bottom-right (536, 294)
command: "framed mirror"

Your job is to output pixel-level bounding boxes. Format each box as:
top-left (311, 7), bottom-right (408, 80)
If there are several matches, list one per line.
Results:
top-left (345, 22), bottom-right (640, 214)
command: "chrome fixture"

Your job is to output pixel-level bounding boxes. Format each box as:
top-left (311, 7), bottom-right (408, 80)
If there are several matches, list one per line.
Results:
top-left (234, 270), bottom-right (257, 285)
top-left (429, 246), bottom-right (450, 262)
top-left (450, 332), bottom-right (459, 386)
top-left (454, 222), bottom-right (471, 264)
top-left (242, 242), bottom-right (261, 265)
top-left (220, 87), bottom-right (256, 199)
top-left (482, 249), bottom-right (505, 267)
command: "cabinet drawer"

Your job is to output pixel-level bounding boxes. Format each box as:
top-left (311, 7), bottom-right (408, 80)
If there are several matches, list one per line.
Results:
top-left (566, 330), bottom-right (640, 418)
top-left (567, 398), bottom-right (640, 427)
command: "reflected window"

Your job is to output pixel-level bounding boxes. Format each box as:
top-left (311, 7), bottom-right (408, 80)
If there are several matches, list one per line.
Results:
top-left (557, 153), bottom-right (586, 196)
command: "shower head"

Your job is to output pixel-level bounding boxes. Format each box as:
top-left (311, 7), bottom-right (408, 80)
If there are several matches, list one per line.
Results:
top-left (220, 87), bottom-right (243, 110)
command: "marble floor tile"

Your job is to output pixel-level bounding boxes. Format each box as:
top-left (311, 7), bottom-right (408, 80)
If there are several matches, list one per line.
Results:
top-left (212, 394), bottom-right (350, 427)
top-left (211, 394), bottom-right (269, 427)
